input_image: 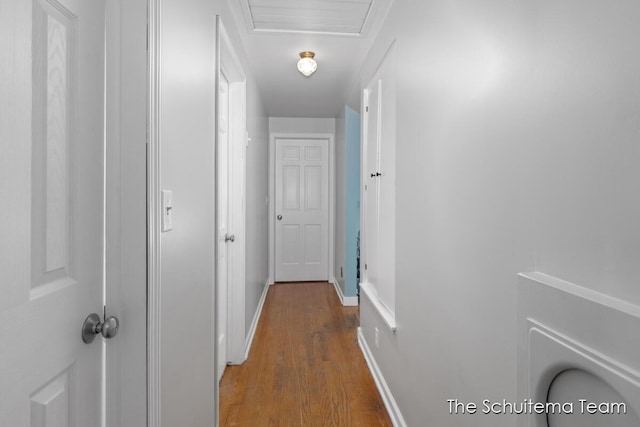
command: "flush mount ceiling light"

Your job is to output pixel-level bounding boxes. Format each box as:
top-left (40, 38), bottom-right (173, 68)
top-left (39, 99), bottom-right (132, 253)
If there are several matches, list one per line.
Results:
top-left (297, 51), bottom-right (317, 77)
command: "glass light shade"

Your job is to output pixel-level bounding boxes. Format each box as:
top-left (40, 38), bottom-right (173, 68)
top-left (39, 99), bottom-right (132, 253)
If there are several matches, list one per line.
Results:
top-left (297, 52), bottom-right (317, 77)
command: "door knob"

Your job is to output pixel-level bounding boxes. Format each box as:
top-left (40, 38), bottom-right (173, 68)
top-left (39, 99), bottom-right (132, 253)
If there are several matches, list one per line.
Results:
top-left (277, 215), bottom-right (283, 221)
top-left (225, 233), bottom-right (235, 243)
top-left (82, 313), bottom-right (119, 343)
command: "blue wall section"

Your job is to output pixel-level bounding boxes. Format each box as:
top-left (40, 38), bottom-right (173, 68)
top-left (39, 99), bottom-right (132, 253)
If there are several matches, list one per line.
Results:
top-left (344, 106), bottom-right (361, 297)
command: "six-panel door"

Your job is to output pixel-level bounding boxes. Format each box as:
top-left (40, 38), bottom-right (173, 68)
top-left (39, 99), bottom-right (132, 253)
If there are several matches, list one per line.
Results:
top-left (275, 138), bottom-right (329, 282)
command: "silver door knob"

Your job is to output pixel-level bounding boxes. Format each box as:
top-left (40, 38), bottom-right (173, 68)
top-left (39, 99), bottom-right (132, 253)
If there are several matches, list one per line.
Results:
top-left (225, 233), bottom-right (235, 243)
top-left (277, 215), bottom-right (283, 220)
top-left (82, 313), bottom-right (120, 343)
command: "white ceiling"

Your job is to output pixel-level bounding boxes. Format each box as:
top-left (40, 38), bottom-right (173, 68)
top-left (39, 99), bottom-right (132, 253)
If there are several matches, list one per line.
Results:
top-left (227, 0), bottom-right (392, 118)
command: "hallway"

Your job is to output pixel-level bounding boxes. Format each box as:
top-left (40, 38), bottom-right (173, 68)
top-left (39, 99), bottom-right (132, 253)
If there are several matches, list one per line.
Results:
top-left (4, 0), bottom-right (640, 425)
top-left (219, 282), bottom-right (392, 426)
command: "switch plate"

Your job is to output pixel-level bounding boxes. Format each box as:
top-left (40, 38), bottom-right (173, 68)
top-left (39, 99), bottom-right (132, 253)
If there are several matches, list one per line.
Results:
top-left (162, 190), bottom-right (173, 232)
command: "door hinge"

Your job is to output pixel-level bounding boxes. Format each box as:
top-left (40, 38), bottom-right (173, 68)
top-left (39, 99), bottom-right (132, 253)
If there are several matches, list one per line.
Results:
top-left (365, 264), bottom-right (368, 270)
top-left (364, 184), bottom-right (367, 191)
top-left (366, 106), bottom-right (369, 112)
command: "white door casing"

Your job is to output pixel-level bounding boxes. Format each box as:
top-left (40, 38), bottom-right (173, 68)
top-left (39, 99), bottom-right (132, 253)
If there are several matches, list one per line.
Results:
top-left (215, 16), bottom-right (248, 375)
top-left (363, 81), bottom-right (380, 295)
top-left (218, 18), bottom-right (248, 366)
top-left (361, 42), bottom-right (397, 319)
top-left (104, 0), bottom-right (148, 425)
top-left (1, 0), bottom-right (106, 425)
top-left (217, 72), bottom-right (230, 381)
top-left (275, 138), bottom-right (330, 282)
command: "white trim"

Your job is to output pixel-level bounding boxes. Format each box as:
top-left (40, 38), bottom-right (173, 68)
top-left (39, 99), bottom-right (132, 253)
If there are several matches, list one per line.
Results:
top-left (217, 17), bottom-right (248, 368)
top-left (147, 0), bottom-right (162, 425)
top-left (360, 281), bottom-right (396, 333)
top-left (104, 1), bottom-right (121, 425)
top-left (330, 277), bottom-right (358, 306)
top-left (357, 328), bottom-right (407, 427)
top-left (268, 134), bottom-right (275, 281)
top-left (359, 89), bottom-right (368, 313)
top-left (519, 272), bottom-right (640, 317)
top-left (328, 134), bottom-right (335, 283)
top-left (244, 280), bottom-right (272, 360)
top-left (269, 132), bottom-right (335, 282)
top-left (213, 12), bottom-right (222, 409)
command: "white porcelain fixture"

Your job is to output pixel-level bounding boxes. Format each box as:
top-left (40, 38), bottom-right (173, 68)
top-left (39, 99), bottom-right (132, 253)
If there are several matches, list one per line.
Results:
top-left (297, 51), bottom-right (317, 77)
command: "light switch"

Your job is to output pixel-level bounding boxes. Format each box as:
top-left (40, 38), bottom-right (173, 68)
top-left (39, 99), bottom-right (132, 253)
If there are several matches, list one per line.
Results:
top-left (162, 190), bottom-right (173, 232)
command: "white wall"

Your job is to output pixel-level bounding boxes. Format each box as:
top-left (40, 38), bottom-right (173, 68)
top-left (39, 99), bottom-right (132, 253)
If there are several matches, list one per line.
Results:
top-left (269, 117), bottom-right (336, 134)
top-left (156, 1), bottom-right (268, 423)
top-left (358, 1), bottom-right (640, 426)
top-left (245, 74), bottom-right (270, 334)
top-left (157, 0), bottom-right (218, 424)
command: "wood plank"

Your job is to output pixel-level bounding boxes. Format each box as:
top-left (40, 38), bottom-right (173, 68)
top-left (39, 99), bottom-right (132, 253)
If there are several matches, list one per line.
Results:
top-left (220, 282), bottom-right (392, 426)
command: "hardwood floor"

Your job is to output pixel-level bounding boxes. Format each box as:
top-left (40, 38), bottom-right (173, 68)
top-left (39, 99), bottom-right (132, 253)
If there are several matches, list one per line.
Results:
top-left (219, 282), bottom-right (392, 426)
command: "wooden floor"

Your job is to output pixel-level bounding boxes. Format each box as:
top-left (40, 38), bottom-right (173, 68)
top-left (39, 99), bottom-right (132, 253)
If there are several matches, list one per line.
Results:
top-left (219, 282), bottom-right (392, 427)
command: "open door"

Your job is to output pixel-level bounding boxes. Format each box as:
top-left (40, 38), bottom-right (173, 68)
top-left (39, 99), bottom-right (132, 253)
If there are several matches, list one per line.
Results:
top-left (1, 0), bottom-right (107, 424)
top-left (217, 70), bottom-right (231, 380)
top-left (216, 17), bottom-right (248, 372)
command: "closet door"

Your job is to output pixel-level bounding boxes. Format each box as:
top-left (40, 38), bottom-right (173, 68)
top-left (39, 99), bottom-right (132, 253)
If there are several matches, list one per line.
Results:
top-left (362, 44), bottom-right (396, 315)
top-left (377, 50), bottom-right (396, 312)
top-left (363, 80), bottom-right (381, 295)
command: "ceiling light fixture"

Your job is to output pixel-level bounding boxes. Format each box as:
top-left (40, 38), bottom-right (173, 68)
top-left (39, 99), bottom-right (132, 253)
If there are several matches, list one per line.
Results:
top-left (297, 51), bottom-right (317, 77)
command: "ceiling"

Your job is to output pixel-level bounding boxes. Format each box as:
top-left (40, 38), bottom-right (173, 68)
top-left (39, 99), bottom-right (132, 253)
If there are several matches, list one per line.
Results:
top-left (227, 0), bottom-right (392, 118)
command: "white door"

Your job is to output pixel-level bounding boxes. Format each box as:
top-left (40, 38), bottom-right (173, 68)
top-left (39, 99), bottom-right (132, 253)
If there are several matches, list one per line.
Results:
top-left (1, 0), bottom-right (106, 425)
top-left (216, 18), bottom-right (248, 366)
top-left (275, 138), bottom-right (329, 282)
top-left (216, 72), bottom-right (230, 381)
top-left (361, 45), bottom-right (397, 314)
top-left (363, 81), bottom-right (381, 293)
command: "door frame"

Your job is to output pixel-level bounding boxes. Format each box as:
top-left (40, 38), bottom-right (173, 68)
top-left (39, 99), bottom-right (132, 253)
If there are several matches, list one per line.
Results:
top-left (216, 16), bottom-right (247, 367)
top-left (105, 0), bottom-right (148, 425)
top-left (147, 0), bottom-right (162, 424)
top-left (269, 132), bottom-right (335, 283)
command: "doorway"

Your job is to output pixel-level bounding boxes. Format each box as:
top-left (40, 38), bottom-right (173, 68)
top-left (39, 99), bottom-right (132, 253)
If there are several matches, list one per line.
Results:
top-left (215, 16), bottom-right (248, 378)
top-left (273, 137), bottom-right (330, 282)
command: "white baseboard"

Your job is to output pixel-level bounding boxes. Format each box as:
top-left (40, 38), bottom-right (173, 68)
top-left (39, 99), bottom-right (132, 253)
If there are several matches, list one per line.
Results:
top-left (244, 279), bottom-right (271, 360)
top-left (357, 327), bottom-right (407, 427)
top-left (330, 276), bottom-right (358, 306)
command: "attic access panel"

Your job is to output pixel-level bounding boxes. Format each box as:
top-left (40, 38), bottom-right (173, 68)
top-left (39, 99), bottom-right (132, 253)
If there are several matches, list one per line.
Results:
top-left (245, 0), bottom-right (375, 35)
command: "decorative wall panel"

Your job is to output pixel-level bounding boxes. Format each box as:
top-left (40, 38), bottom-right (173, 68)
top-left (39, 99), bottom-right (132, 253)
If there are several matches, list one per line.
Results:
top-left (304, 166), bottom-right (321, 211)
top-left (304, 146), bottom-right (321, 161)
top-left (31, 0), bottom-right (76, 295)
top-left (282, 165), bottom-right (300, 211)
top-left (282, 146), bottom-right (300, 161)
top-left (282, 225), bottom-right (300, 263)
top-left (30, 368), bottom-right (73, 427)
top-left (304, 224), bottom-right (321, 264)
